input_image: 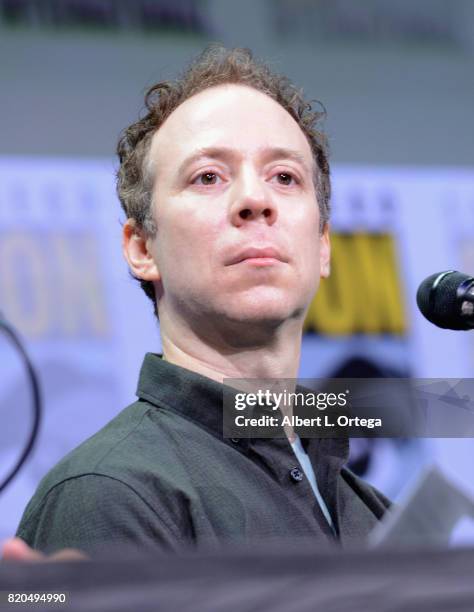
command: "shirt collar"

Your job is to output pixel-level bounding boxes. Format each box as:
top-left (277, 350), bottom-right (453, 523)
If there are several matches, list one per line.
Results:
top-left (136, 352), bottom-right (251, 452)
top-left (135, 352), bottom-right (349, 464)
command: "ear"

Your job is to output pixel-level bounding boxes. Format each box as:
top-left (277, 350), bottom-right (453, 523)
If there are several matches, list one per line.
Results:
top-left (319, 222), bottom-right (331, 278)
top-left (122, 219), bottom-right (161, 282)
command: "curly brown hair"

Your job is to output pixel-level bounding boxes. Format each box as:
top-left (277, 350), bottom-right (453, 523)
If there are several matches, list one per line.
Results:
top-left (116, 44), bottom-right (331, 316)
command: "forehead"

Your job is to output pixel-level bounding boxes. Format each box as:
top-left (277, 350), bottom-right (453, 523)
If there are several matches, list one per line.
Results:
top-left (148, 84), bottom-right (314, 174)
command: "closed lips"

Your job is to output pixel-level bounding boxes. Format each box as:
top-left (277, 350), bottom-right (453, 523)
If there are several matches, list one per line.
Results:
top-left (228, 247), bottom-right (286, 264)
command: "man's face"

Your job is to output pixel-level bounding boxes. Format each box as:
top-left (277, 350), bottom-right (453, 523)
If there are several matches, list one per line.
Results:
top-left (144, 84), bottom-right (329, 329)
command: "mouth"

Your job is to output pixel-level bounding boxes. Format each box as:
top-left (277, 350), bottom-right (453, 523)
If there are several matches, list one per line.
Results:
top-left (238, 257), bottom-right (282, 267)
top-left (227, 247), bottom-right (287, 266)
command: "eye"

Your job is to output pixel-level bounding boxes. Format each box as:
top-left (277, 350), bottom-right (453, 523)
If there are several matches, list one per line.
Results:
top-left (274, 172), bottom-right (297, 186)
top-left (193, 172), bottom-right (221, 186)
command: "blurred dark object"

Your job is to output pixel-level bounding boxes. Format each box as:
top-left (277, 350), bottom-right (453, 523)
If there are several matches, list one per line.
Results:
top-left (0, 0), bottom-right (209, 35)
top-left (330, 355), bottom-right (410, 478)
top-left (2, 543), bottom-right (474, 611)
top-left (273, 0), bottom-right (460, 48)
top-left (0, 314), bottom-right (41, 494)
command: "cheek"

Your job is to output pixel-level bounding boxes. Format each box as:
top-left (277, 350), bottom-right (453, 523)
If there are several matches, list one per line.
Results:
top-left (158, 207), bottom-right (220, 269)
top-left (294, 223), bottom-right (323, 288)
top-left (294, 210), bottom-right (321, 256)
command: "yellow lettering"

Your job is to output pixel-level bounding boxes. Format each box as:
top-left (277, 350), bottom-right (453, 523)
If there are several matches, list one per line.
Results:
top-left (52, 233), bottom-right (109, 337)
top-left (0, 233), bottom-right (50, 337)
top-left (304, 233), bottom-right (406, 335)
top-left (305, 234), bottom-right (356, 334)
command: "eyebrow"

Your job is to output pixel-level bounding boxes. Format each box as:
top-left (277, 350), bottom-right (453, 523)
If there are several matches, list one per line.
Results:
top-left (176, 146), bottom-right (313, 177)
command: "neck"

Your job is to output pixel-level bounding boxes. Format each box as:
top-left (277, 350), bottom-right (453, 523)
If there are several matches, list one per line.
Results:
top-left (159, 309), bottom-right (303, 384)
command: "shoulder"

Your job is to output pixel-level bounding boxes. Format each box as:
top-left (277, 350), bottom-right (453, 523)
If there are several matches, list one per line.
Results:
top-left (16, 399), bottom-right (192, 552)
top-left (37, 399), bottom-right (152, 484)
top-left (21, 398), bottom-right (186, 520)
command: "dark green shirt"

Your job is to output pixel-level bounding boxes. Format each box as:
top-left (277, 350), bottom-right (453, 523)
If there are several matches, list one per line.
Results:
top-left (17, 354), bottom-right (391, 554)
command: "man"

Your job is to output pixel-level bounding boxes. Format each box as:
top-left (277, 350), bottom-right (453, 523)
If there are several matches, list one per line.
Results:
top-left (3, 45), bottom-right (390, 558)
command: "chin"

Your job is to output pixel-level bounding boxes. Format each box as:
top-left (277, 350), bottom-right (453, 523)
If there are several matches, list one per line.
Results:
top-left (222, 300), bottom-right (303, 326)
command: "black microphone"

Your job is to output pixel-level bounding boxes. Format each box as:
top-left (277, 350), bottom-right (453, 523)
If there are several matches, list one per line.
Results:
top-left (416, 271), bottom-right (474, 330)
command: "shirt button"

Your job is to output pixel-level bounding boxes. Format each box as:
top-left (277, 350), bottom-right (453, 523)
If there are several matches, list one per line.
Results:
top-left (290, 467), bottom-right (304, 482)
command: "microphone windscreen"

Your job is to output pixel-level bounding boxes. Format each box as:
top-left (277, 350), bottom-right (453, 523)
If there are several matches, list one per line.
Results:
top-left (416, 271), bottom-right (473, 330)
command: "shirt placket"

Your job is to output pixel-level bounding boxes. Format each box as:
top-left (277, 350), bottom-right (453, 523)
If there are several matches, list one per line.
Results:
top-left (249, 437), bottom-right (337, 541)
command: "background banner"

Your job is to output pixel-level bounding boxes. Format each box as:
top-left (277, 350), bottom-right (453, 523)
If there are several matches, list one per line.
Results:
top-left (1, 157), bottom-right (474, 540)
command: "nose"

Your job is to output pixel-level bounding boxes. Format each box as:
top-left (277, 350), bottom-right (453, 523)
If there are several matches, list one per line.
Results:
top-left (230, 168), bottom-right (277, 227)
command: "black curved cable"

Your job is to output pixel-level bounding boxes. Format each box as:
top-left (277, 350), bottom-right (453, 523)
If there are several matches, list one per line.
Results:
top-left (0, 314), bottom-right (42, 494)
